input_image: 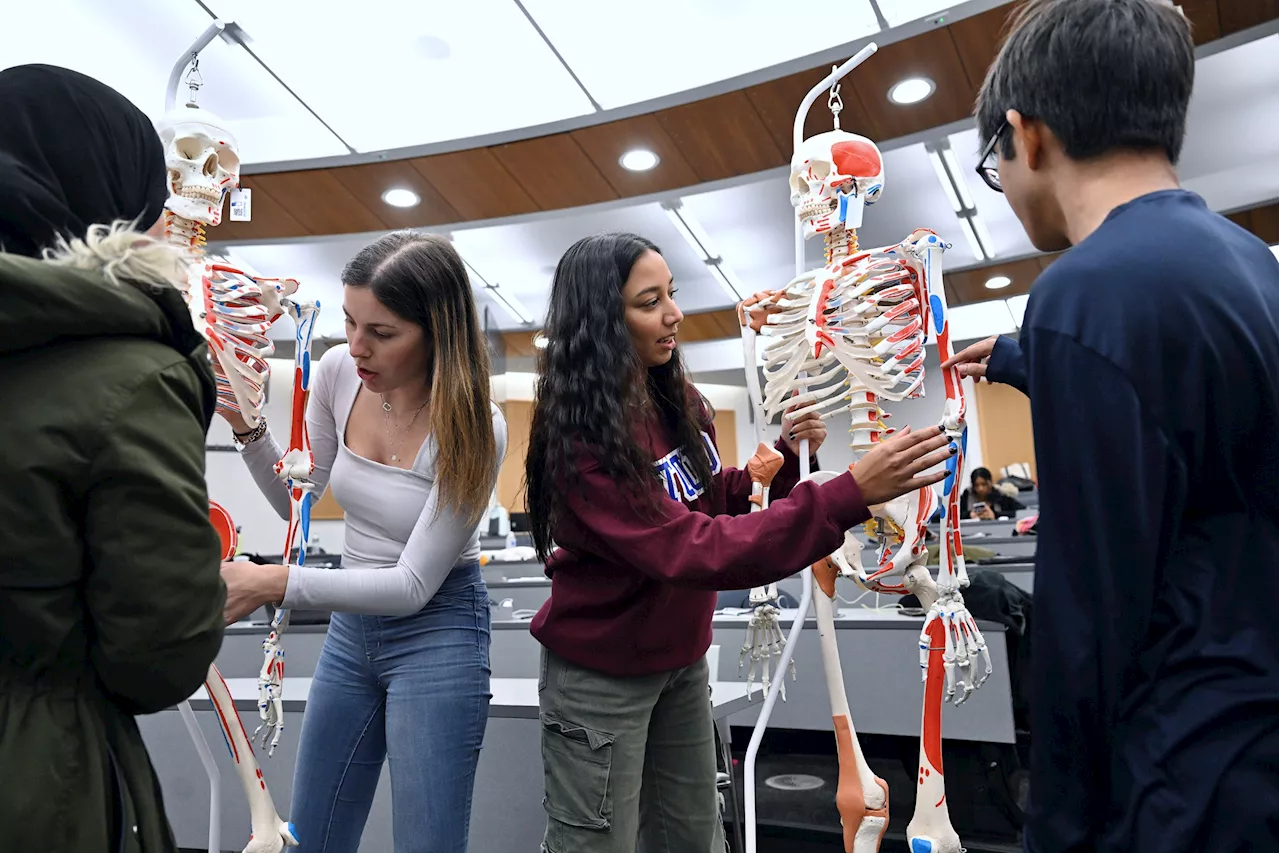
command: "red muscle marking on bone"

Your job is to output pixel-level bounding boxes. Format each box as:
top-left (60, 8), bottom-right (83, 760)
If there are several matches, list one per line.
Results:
top-left (832, 140), bottom-right (882, 178)
top-left (922, 618), bottom-right (946, 773)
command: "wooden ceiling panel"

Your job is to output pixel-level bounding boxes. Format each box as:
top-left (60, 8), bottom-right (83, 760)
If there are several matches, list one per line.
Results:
top-left (571, 114), bottom-right (702, 196)
top-left (945, 255), bottom-right (1043, 304)
top-left (210, 176), bottom-right (311, 241)
top-left (656, 91), bottom-right (786, 182)
top-left (746, 66), bottom-right (883, 153)
top-left (330, 160), bottom-right (460, 229)
top-left (492, 134), bottom-right (619, 210)
top-left (410, 149), bottom-right (539, 221)
top-left (1249, 202), bottom-right (1278, 245)
top-left (251, 169), bottom-right (386, 235)
top-left (1178, 0), bottom-right (1223, 42)
top-left (948, 3), bottom-right (1018, 90)
top-left (1218, 0), bottom-right (1277, 35)
top-left (849, 28), bottom-right (977, 140)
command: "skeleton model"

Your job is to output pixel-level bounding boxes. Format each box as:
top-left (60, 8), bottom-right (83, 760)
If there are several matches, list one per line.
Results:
top-left (737, 48), bottom-right (991, 853)
top-left (158, 49), bottom-right (317, 853)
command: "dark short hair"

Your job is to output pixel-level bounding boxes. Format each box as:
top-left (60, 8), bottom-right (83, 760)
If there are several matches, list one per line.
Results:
top-left (971, 467), bottom-right (993, 486)
top-left (975, 0), bottom-right (1194, 163)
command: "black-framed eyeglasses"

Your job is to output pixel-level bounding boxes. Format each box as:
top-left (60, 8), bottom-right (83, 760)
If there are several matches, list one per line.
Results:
top-left (975, 121), bottom-right (1007, 193)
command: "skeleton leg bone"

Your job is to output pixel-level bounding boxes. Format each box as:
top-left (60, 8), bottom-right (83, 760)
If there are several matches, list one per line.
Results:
top-left (203, 664), bottom-right (299, 853)
top-left (812, 556), bottom-right (890, 853)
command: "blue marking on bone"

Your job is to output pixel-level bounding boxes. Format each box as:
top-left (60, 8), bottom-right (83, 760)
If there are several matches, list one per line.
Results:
top-left (911, 838), bottom-right (935, 853)
top-left (930, 295), bottom-right (945, 335)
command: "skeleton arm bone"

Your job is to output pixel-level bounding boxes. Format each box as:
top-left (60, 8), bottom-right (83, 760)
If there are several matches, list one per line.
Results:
top-left (236, 347), bottom-right (341, 520)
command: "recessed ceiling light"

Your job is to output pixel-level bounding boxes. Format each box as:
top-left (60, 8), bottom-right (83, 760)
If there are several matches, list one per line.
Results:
top-left (619, 149), bottom-right (660, 172)
top-left (985, 275), bottom-right (1012, 290)
top-left (382, 188), bottom-right (420, 208)
top-left (533, 333), bottom-right (549, 349)
top-left (888, 77), bottom-right (936, 105)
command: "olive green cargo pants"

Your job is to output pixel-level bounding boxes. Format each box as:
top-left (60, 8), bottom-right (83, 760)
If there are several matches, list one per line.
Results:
top-left (537, 647), bottom-right (728, 853)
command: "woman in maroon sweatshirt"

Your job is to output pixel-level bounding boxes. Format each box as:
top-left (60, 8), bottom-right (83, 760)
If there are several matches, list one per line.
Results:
top-left (523, 232), bottom-right (956, 852)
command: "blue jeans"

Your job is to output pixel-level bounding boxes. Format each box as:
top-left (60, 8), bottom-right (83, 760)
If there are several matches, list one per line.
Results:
top-left (290, 561), bottom-right (491, 852)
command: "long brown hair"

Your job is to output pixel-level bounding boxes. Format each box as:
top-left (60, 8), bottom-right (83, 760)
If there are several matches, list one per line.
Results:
top-left (342, 231), bottom-right (495, 525)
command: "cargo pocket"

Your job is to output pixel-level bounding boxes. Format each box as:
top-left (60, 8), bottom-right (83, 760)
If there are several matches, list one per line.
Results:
top-left (540, 712), bottom-right (614, 830)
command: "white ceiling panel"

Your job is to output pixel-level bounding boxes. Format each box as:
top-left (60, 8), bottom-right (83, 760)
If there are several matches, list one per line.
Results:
top-left (520, 0), bottom-right (880, 109)
top-left (1178, 33), bottom-right (1279, 211)
top-left (949, 300), bottom-right (1017, 340)
top-left (206, 0), bottom-right (596, 152)
top-left (879, 0), bottom-right (966, 28)
top-left (450, 202), bottom-right (732, 326)
top-left (1, 0), bottom-right (348, 163)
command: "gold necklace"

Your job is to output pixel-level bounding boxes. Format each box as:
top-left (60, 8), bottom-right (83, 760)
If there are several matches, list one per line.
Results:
top-left (380, 394), bottom-right (429, 464)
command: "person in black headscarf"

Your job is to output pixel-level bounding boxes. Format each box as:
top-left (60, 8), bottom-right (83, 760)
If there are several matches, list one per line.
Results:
top-left (0, 64), bottom-right (226, 853)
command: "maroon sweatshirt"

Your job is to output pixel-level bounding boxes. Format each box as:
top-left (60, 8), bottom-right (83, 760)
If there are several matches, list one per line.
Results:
top-left (529, 417), bottom-right (871, 677)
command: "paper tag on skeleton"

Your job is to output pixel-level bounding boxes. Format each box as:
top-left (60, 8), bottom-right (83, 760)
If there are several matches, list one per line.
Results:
top-left (229, 188), bottom-right (252, 222)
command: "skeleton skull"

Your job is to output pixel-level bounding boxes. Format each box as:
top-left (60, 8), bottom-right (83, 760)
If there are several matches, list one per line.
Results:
top-left (790, 130), bottom-right (884, 239)
top-left (156, 105), bottom-right (240, 226)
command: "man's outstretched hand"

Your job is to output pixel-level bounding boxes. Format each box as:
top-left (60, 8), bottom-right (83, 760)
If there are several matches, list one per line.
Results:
top-left (941, 336), bottom-right (999, 380)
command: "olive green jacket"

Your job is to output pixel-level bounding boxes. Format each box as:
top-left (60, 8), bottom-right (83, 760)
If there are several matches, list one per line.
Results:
top-left (0, 245), bottom-right (225, 852)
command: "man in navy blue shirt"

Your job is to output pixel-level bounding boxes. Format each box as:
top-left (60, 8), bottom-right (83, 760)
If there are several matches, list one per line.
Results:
top-left (944, 1), bottom-right (1278, 851)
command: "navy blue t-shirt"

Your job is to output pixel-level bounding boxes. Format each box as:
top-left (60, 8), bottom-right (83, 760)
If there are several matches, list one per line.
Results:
top-left (986, 189), bottom-right (1278, 852)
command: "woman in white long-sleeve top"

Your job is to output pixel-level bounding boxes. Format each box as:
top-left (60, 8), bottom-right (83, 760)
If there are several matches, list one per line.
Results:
top-left (220, 231), bottom-right (507, 853)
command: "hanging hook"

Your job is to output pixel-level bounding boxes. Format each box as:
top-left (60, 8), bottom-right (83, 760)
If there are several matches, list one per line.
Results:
top-left (827, 64), bottom-right (844, 130)
top-left (184, 54), bottom-right (204, 107)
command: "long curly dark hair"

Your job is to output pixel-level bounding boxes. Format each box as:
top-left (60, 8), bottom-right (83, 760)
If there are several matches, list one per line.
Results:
top-left (525, 232), bottom-right (715, 561)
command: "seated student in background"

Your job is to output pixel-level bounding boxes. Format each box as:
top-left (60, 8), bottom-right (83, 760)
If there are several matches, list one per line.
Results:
top-left (959, 466), bottom-right (1025, 520)
top-left (945, 0), bottom-right (1279, 849)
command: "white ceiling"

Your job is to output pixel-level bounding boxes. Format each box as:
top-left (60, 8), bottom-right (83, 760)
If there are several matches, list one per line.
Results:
top-left (1, 0), bottom-right (997, 165)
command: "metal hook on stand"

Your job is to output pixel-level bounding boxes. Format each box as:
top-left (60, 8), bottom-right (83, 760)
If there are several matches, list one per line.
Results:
top-left (828, 64), bottom-right (844, 130)
top-left (165, 20), bottom-right (226, 112)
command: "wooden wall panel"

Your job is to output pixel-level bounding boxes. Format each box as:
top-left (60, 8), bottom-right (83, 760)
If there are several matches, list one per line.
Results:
top-left (331, 160), bottom-right (460, 228)
top-left (974, 378), bottom-right (1036, 481)
top-left (492, 134), bottom-right (619, 210)
top-left (713, 408), bottom-right (739, 470)
top-left (251, 169), bottom-right (386, 235)
top-left (571, 115), bottom-right (702, 195)
top-left (496, 400), bottom-right (534, 513)
top-left (656, 91), bottom-right (785, 181)
top-left (410, 149), bottom-right (539, 221)
top-left (312, 486), bottom-right (344, 520)
top-left (502, 330), bottom-right (538, 358)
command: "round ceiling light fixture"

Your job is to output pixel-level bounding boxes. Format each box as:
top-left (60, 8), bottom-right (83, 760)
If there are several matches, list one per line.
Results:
top-left (619, 149), bottom-right (660, 172)
top-left (382, 188), bottom-right (421, 208)
top-left (888, 77), bottom-right (936, 105)
top-left (984, 275), bottom-right (1012, 290)
top-left (533, 333), bottom-right (550, 349)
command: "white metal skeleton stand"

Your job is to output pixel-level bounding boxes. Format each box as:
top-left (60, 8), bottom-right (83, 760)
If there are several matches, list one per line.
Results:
top-left (158, 24), bottom-right (318, 853)
top-left (737, 48), bottom-right (992, 853)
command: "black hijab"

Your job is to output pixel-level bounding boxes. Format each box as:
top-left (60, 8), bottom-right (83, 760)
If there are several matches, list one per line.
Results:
top-left (0, 64), bottom-right (169, 258)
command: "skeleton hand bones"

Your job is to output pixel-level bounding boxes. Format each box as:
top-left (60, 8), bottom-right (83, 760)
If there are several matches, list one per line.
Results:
top-left (919, 590), bottom-right (992, 706)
